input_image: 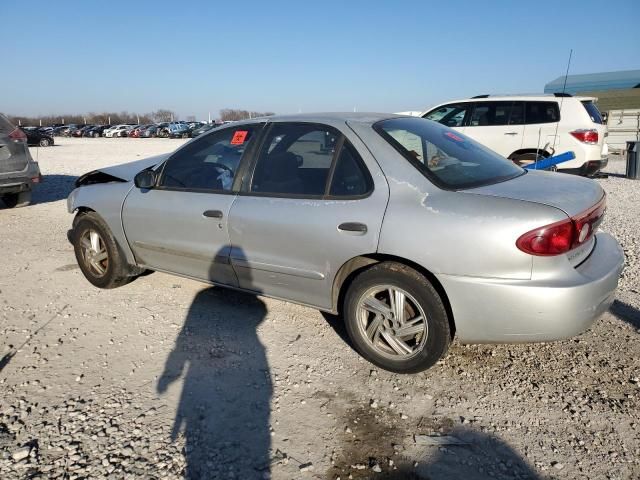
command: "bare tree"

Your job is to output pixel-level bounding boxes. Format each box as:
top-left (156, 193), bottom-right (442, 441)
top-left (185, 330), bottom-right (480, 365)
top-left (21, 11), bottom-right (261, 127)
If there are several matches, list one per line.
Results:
top-left (219, 109), bottom-right (275, 121)
top-left (152, 109), bottom-right (177, 123)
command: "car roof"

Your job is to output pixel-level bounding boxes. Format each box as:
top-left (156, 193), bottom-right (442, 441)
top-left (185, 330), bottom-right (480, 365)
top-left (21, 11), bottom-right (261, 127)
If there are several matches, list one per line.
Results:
top-left (234, 112), bottom-right (404, 126)
top-left (421, 94), bottom-right (597, 115)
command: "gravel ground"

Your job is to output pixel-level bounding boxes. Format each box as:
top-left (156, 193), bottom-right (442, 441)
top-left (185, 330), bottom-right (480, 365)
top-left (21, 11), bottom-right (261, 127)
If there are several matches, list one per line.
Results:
top-left (0, 137), bottom-right (638, 480)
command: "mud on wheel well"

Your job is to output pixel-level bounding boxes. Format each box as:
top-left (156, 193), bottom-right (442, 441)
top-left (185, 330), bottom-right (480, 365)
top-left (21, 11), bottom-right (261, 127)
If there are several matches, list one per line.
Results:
top-left (332, 254), bottom-right (456, 339)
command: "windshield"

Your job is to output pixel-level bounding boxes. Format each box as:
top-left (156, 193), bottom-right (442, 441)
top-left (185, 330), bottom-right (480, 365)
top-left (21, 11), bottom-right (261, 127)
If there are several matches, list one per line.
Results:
top-left (375, 117), bottom-right (524, 189)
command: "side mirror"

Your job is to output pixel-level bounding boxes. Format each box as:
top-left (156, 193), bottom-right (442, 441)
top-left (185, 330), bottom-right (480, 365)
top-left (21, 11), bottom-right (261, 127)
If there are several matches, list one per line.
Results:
top-left (134, 169), bottom-right (157, 189)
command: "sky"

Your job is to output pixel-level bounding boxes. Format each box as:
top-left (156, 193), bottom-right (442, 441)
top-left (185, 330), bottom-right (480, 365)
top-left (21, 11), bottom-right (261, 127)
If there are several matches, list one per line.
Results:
top-left (1, 0), bottom-right (638, 120)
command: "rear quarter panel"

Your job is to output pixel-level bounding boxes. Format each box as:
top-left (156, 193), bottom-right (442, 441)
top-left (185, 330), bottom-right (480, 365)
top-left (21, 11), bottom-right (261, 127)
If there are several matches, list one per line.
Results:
top-left (347, 121), bottom-right (568, 280)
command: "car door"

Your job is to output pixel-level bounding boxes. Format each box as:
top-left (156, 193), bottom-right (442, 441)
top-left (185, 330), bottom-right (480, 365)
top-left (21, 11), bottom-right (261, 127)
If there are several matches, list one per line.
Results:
top-left (465, 101), bottom-right (524, 157)
top-left (227, 121), bottom-right (389, 310)
top-left (121, 123), bottom-right (263, 285)
top-left (521, 101), bottom-right (561, 155)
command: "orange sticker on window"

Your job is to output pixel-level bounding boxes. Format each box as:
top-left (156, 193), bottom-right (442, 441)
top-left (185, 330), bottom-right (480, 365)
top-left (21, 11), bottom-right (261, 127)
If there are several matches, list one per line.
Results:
top-left (230, 130), bottom-right (248, 145)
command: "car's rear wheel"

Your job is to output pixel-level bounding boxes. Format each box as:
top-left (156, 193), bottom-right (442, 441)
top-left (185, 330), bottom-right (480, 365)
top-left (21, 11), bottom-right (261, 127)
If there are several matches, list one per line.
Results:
top-left (343, 262), bottom-right (451, 373)
top-left (39, 137), bottom-right (51, 147)
top-left (72, 212), bottom-right (142, 289)
top-left (1, 191), bottom-right (31, 208)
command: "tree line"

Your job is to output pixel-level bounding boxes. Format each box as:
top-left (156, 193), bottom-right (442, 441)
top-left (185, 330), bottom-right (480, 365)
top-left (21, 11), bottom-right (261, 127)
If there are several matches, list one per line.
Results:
top-left (7, 108), bottom-right (275, 126)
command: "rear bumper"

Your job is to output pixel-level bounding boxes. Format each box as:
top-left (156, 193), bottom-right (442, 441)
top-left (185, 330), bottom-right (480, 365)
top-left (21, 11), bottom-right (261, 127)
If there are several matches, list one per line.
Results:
top-left (0, 163), bottom-right (42, 194)
top-left (559, 158), bottom-right (608, 176)
top-left (437, 231), bottom-right (624, 343)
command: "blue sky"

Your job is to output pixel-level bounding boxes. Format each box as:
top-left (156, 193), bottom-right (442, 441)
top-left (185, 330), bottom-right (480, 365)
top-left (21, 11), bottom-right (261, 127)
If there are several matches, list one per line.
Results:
top-left (2, 0), bottom-right (638, 119)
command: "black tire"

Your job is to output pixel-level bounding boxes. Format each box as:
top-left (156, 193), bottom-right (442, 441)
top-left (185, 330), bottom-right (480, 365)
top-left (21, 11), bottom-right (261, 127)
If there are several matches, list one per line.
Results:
top-left (2, 191), bottom-right (32, 208)
top-left (71, 212), bottom-right (140, 289)
top-left (343, 262), bottom-right (451, 374)
top-left (39, 137), bottom-right (51, 147)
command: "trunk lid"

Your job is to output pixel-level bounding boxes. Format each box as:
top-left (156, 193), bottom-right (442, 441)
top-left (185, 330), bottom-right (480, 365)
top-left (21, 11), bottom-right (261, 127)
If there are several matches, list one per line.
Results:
top-left (466, 169), bottom-right (604, 218)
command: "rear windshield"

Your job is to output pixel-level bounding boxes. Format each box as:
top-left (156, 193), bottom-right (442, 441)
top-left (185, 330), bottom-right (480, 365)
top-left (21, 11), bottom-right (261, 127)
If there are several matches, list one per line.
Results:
top-left (375, 117), bottom-right (524, 189)
top-left (581, 101), bottom-right (603, 124)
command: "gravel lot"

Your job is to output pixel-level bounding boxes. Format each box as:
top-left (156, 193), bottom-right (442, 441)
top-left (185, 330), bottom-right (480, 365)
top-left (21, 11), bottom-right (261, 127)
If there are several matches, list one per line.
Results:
top-left (0, 137), bottom-right (638, 480)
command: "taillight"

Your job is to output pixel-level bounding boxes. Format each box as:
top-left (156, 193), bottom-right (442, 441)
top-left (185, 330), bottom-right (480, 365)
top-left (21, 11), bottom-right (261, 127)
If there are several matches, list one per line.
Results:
top-left (570, 129), bottom-right (598, 144)
top-left (8, 128), bottom-right (27, 143)
top-left (516, 196), bottom-right (606, 256)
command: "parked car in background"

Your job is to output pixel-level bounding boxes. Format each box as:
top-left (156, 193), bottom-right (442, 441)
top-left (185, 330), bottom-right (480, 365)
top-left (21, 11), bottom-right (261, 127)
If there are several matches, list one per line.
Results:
top-left (422, 94), bottom-right (608, 175)
top-left (1, 113), bottom-right (41, 207)
top-left (21, 127), bottom-right (55, 147)
top-left (61, 124), bottom-right (80, 137)
top-left (104, 125), bottom-right (132, 138)
top-left (66, 113), bottom-right (623, 373)
top-left (37, 127), bottom-right (54, 136)
top-left (52, 126), bottom-right (69, 136)
top-left (85, 125), bottom-right (112, 138)
top-left (72, 125), bottom-right (95, 137)
top-left (129, 124), bottom-right (152, 138)
top-left (190, 123), bottom-right (218, 137)
top-left (166, 123), bottom-right (191, 138)
top-left (140, 125), bottom-right (160, 138)
top-left (122, 125), bottom-right (140, 137)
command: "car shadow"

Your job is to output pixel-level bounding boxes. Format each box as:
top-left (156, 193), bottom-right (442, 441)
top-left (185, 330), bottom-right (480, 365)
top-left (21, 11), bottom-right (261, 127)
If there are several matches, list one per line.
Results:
top-left (157, 248), bottom-right (272, 478)
top-left (610, 300), bottom-right (640, 329)
top-left (410, 427), bottom-right (541, 479)
top-left (1, 174), bottom-right (77, 208)
top-left (32, 174), bottom-right (77, 205)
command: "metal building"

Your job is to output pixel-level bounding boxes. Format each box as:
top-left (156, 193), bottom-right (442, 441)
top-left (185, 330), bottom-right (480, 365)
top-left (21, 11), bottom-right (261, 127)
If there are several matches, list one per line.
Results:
top-left (544, 70), bottom-right (640, 112)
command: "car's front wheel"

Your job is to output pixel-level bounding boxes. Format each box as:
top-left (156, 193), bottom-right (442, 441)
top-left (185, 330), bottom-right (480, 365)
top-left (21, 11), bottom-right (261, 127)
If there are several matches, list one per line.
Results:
top-left (39, 137), bottom-right (51, 147)
top-left (72, 212), bottom-right (142, 289)
top-left (343, 262), bottom-right (451, 373)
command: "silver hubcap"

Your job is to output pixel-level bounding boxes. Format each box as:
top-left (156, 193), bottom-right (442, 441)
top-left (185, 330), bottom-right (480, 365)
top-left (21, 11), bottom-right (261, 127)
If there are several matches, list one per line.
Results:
top-left (80, 229), bottom-right (108, 276)
top-left (356, 285), bottom-right (428, 359)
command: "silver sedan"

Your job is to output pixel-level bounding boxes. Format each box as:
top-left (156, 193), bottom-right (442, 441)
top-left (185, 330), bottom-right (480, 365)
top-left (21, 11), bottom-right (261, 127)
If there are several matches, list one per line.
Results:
top-left (67, 113), bottom-right (624, 373)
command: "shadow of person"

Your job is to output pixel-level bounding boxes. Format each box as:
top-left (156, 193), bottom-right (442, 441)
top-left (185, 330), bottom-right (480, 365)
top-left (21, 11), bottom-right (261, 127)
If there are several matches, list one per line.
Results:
top-left (157, 248), bottom-right (271, 479)
top-left (610, 299), bottom-right (640, 330)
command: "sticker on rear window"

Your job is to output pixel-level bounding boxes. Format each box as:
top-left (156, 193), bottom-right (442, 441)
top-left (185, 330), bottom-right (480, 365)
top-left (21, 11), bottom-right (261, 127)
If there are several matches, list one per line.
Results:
top-left (230, 130), bottom-right (248, 145)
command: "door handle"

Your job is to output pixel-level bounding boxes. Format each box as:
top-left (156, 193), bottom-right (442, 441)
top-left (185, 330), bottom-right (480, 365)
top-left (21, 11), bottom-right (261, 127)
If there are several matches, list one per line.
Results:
top-left (504, 132), bottom-right (519, 136)
top-left (203, 210), bottom-right (223, 219)
top-left (338, 222), bottom-right (367, 234)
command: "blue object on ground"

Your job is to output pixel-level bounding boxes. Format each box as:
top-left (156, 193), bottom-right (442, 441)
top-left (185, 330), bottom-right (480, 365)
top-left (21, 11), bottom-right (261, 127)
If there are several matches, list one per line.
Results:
top-left (524, 151), bottom-right (576, 170)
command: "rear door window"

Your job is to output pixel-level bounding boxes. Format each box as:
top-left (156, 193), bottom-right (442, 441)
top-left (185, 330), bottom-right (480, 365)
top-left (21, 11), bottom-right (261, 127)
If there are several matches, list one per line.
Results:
top-left (581, 101), bottom-right (603, 124)
top-left (469, 102), bottom-right (513, 126)
top-left (525, 102), bottom-right (560, 124)
top-left (251, 124), bottom-right (338, 196)
top-left (329, 143), bottom-right (372, 197)
top-left (249, 123), bottom-right (372, 198)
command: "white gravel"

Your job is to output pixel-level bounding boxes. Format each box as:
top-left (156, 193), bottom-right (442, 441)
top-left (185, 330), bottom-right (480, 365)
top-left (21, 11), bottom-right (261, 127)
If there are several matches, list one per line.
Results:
top-left (0, 138), bottom-right (638, 479)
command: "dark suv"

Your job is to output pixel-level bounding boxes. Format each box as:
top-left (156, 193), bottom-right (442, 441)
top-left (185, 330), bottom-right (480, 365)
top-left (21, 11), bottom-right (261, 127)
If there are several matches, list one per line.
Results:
top-left (0, 113), bottom-right (42, 207)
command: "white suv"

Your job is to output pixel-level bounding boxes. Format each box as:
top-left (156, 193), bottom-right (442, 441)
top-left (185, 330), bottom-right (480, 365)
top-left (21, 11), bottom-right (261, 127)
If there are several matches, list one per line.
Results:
top-left (421, 94), bottom-right (608, 175)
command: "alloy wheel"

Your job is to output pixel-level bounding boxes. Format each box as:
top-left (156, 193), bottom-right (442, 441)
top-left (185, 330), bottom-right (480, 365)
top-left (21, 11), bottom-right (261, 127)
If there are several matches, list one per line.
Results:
top-left (79, 229), bottom-right (109, 276)
top-left (356, 285), bottom-right (428, 359)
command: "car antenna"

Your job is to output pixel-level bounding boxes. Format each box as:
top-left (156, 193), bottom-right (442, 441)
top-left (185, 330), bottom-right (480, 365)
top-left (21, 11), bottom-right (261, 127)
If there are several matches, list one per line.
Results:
top-left (551, 49), bottom-right (573, 157)
top-left (534, 49), bottom-right (572, 170)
